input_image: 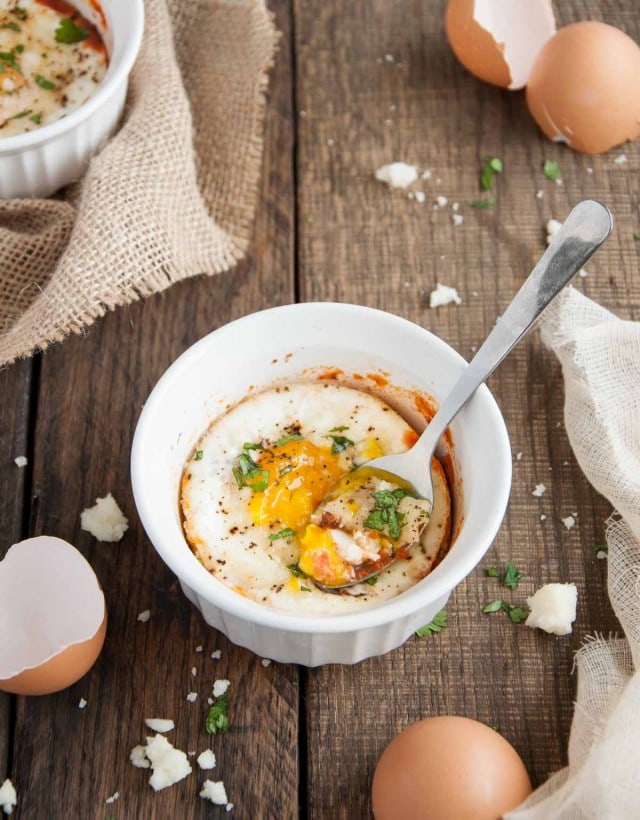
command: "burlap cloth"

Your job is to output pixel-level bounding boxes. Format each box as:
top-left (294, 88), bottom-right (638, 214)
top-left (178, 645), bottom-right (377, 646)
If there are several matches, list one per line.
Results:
top-left (0, 0), bottom-right (278, 367)
top-left (508, 286), bottom-right (640, 819)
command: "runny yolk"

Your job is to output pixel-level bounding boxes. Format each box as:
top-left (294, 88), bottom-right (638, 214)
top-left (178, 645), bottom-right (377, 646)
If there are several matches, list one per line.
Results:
top-left (248, 439), bottom-right (345, 531)
top-left (298, 525), bottom-right (351, 585)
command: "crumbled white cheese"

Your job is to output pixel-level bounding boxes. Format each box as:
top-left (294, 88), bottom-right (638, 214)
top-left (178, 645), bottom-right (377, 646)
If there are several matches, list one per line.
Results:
top-left (261, 658), bottom-right (272, 667)
top-left (421, 169), bottom-right (432, 180)
top-left (515, 452), bottom-right (523, 461)
top-left (13, 456), bottom-right (27, 468)
top-left (226, 803), bottom-right (234, 812)
top-left (540, 514), bottom-right (547, 521)
top-left (429, 283), bottom-right (461, 308)
top-left (375, 162), bottom-right (418, 189)
top-left (451, 202), bottom-right (459, 211)
top-left (414, 191), bottom-right (426, 203)
top-left (614, 154), bottom-right (628, 165)
top-left (596, 550), bottom-right (608, 560)
top-left (536, 189), bottom-right (544, 199)
top-left (144, 718), bottom-right (175, 733)
top-left (200, 780), bottom-right (228, 806)
top-left (327, 138), bottom-right (334, 146)
top-left (586, 167), bottom-right (593, 174)
top-left (145, 734), bottom-right (192, 791)
top-left (562, 515), bottom-right (576, 530)
top-left (452, 213), bottom-right (464, 227)
top-left (532, 483), bottom-right (546, 497)
top-left (212, 679), bottom-right (230, 698)
top-left (130, 745), bottom-right (151, 769)
top-left (384, 53), bottom-right (394, 62)
top-left (211, 650), bottom-right (222, 660)
top-left (80, 493), bottom-right (129, 542)
top-left (435, 195), bottom-right (448, 207)
top-left (197, 749), bottom-right (217, 770)
top-left (105, 792), bottom-right (119, 805)
top-left (78, 698), bottom-right (87, 709)
top-left (137, 610), bottom-right (151, 623)
top-left (0, 779), bottom-right (17, 816)
top-left (186, 692), bottom-right (197, 703)
top-left (526, 583), bottom-right (577, 636)
top-left (191, 667), bottom-right (197, 677)
top-left (195, 645), bottom-right (203, 653)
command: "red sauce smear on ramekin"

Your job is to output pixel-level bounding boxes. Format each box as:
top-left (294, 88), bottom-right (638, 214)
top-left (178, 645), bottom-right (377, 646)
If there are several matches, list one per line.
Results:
top-left (36, 0), bottom-right (108, 58)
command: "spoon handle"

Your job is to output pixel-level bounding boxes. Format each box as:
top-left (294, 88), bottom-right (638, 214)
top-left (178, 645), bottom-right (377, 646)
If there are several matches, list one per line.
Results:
top-left (420, 200), bottom-right (613, 451)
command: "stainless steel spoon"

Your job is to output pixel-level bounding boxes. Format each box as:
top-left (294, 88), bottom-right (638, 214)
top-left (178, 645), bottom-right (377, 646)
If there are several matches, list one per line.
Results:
top-left (315, 199), bottom-right (612, 590)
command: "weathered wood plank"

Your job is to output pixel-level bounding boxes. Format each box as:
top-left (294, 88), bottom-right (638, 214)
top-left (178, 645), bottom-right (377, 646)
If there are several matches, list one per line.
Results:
top-left (296, 0), bottom-right (639, 816)
top-left (0, 360), bottom-right (32, 782)
top-left (9, 1), bottom-right (297, 817)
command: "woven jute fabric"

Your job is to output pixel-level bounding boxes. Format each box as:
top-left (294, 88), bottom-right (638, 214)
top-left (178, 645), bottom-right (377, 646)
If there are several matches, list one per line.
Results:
top-left (507, 287), bottom-right (640, 819)
top-left (0, 0), bottom-right (278, 366)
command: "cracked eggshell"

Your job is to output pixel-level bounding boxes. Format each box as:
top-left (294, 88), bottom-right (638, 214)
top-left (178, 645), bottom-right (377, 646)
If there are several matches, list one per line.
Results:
top-left (445, 0), bottom-right (556, 90)
top-left (526, 21), bottom-right (640, 154)
top-left (0, 536), bottom-right (106, 695)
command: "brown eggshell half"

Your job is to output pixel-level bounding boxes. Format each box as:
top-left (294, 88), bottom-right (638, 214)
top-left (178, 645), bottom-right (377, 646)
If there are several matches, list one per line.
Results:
top-left (0, 607), bottom-right (107, 696)
top-left (372, 715), bottom-right (532, 820)
top-left (527, 22), bottom-right (640, 153)
top-left (445, 0), bottom-right (511, 88)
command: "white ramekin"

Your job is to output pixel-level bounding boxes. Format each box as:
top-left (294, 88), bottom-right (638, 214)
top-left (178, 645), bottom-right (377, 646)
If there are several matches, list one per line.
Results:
top-left (0, 0), bottom-right (144, 199)
top-left (131, 304), bottom-right (512, 666)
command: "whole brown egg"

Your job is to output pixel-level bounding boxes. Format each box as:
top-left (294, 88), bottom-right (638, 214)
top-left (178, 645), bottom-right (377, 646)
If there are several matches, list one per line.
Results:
top-left (526, 21), bottom-right (640, 154)
top-left (372, 716), bottom-right (532, 820)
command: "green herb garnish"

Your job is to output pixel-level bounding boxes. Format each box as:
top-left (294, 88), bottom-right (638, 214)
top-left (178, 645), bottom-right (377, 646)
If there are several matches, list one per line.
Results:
top-left (275, 433), bottom-right (303, 447)
top-left (10, 6), bottom-right (28, 21)
top-left (194, 449), bottom-right (204, 461)
top-left (592, 543), bottom-right (608, 554)
top-left (416, 610), bottom-right (448, 636)
top-left (480, 156), bottom-right (503, 191)
top-left (363, 576), bottom-right (378, 586)
top-left (484, 566), bottom-right (499, 577)
top-left (9, 109), bottom-right (31, 119)
top-left (327, 434), bottom-right (354, 455)
top-left (288, 563), bottom-right (305, 577)
top-left (0, 48), bottom-right (22, 74)
top-left (35, 74), bottom-right (56, 90)
top-left (364, 487), bottom-right (410, 540)
top-left (300, 585), bottom-right (312, 592)
top-left (205, 694), bottom-right (229, 734)
top-left (483, 599), bottom-right (527, 623)
top-left (29, 112), bottom-right (42, 125)
top-left (502, 560), bottom-right (524, 590)
top-left (633, 233), bottom-right (640, 241)
top-left (269, 527), bottom-right (294, 541)
top-left (329, 426), bottom-right (349, 433)
top-left (0, 22), bottom-right (21, 31)
top-left (232, 451), bottom-right (269, 492)
top-left (54, 17), bottom-right (90, 44)
top-left (543, 160), bottom-right (561, 181)
top-left (483, 599), bottom-right (504, 614)
top-left (469, 197), bottom-right (496, 209)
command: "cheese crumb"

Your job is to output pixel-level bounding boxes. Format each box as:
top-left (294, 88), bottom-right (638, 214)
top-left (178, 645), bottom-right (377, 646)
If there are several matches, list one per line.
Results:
top-left (429, 283), bottom-right (461, 308)
top-left (80, 493), bottom-right (129, 542)
top-left (0, 779), bottom-right (17, 816)
top-left (562, 515), bottom-right (576, 530)
top-left (261, 658), bottom-right (272, 667)
top-left (515, 452), bottom-right (523, 461)
top-left (137, 610), bottom-right (151, 623)
top-left (211, 650), bottom-right (222, 659)
top-left (532, 483), bottom-right (546, 497)
top-left (614, 154), bottom-right (628, 164)
top-left (596, 550), bottom-right (608, 560)
top-left (13, 456), bottom-right (27, 468)
top-left (452, 213), bottom-right (464, 227)
top-left (144, 718), bottom-right (175, 733)
top-left (191, 666), bottom-right (197, 677)
top-left (195, 645), bottom-right (203, 653)
top-left (421, 169), bottom-right (432, 180)
top-left (375, 162), bottom-right (418, 189)
top-left (227, 804), bottom-right (234, 812)
top-left (200, 780), bottom-right (228, 806)
top-left (186, 692), bottom-right (198, 703)
top-left (197, 749), bottom-right (217, 770)
top-left (105, 792), bottom-right (119, 805)
top-left (536, 189), bottom-right (544, 199)
top-left (213, 679), bottom-right (230, 698)
top-left (414, 191), bottom-right (426, 203)
top-left (130, 745), bottom-right (151, 769)
top-left (435, 195), bottom-right (448, 207)
top-left (78, 698), bottom-right (87, 709)
top-left (145, 734), bottom-right (192, 791)
top-left (525, 583), bottom-right (577, 635)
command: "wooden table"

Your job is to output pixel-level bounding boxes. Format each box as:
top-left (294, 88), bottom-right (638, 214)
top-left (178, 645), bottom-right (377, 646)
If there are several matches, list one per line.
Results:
top-left (2, 1), bottom-right (639, 817)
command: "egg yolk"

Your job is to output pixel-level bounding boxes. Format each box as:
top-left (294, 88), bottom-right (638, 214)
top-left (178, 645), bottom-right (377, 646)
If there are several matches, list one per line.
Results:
top-left (297, 524), bottom-right (352, 585)
top-left (248, 438), bottom-right (345, 531)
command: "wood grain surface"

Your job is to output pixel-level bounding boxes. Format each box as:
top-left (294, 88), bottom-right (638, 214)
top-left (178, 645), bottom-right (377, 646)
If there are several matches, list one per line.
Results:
top-left (1, 0), bottom-right (639, 818)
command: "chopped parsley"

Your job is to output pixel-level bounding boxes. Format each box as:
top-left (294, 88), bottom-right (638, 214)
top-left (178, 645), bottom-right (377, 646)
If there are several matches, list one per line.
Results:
top-left (269, 527), bottom-right (294, 541)
top-left (327, 434), bottom-right (354, 455)
top-left (502, 560), bottom-right (524, 590)
top-left (35, 74), bottom-right (56, 90)
top-left (363, 575), bottom-right (378, 586)
top-left (483, 599), bottom-right (503, 614)
top-left (329, 425), bottom-right (349, 433)
top-left (29, 112), bottom-right (42, 125)
top-left (274, 432), bottom-right (303, 447)
top-left (205, 694), bottom-right (229, 734)
top-left (54, 17), bottom-right (90, 45)
top-left (592, 543), bottom-right (608, 554)
top-left (543, 160), bottom-right (561, 181)
top-left (0, 47), bottom-right (23, 74)
top-left (364, 487), bottom-right (409, 540)
top-left (469, 197), bottom-right (496, 209)
top-left (194, 449), bottom-right (204, 461)
top-left (232, 451), bottom-right (269, 493)
top-left (483, 599), bottom-right (527, 623)
top-left (633, 233), bottom-right (640, 241)
top-left (288, 563), bottom-right (305, 577)
top-left (480, 156), bottom-right (503, 191)
top-left (243, 441), bottom-right (268, 452)
top-left (9, 109), bottom-right (31, 119)
top-left (484, 566), bottom-right (499, 577)
top-left (300, 585), bottom-right (312, 592)
top-left (416, 610), bottom-right (448, 636)
top-left (0, 22), bottom-right (21, 32)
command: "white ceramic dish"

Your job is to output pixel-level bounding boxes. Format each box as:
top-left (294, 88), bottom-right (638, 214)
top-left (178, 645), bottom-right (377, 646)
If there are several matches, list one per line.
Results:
top-left (131, 303), bottom-right (512, 666)
top-left (0, 0), bottom-right (144, 199)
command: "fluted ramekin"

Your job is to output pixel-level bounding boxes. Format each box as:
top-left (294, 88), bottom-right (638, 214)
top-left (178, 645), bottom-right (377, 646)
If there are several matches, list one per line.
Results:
top-left (131, 304), bottom-right (512, 666)
top-left (0, 0), bottom-right (143, 199)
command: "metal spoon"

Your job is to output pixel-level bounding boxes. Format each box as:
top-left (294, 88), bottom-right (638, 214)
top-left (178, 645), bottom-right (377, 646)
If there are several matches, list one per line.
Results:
top-left (315, 199), bottom-right (612, 590)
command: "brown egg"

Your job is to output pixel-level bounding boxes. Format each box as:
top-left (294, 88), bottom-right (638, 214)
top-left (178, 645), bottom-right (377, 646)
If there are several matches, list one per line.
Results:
top-left (526, 22), bottom-right (640, 154)
top-left (0, 536), bottom-right (107, 696)
top-left (372, 716), bottom-right (532, 820)
top-left (445, 0), bottom-right (556, 90)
